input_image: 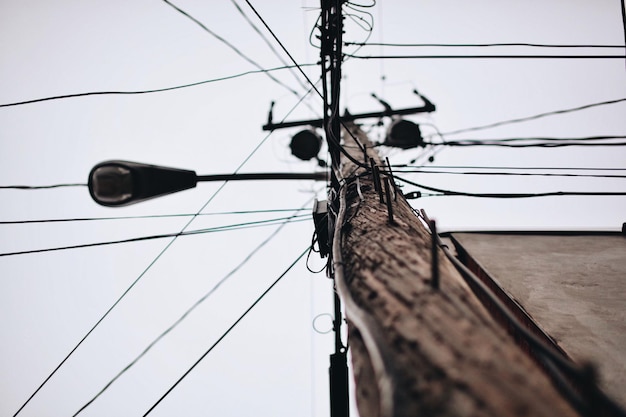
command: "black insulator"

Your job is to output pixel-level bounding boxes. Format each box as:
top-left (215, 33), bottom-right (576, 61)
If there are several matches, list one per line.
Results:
top-left (384, 119), bottom-right (424, 149)
top-left (290, 129), bottom-right (322, 161)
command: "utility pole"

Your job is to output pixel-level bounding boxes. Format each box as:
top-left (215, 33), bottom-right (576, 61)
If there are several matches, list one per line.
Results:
top-left (331, 122), bottom-right (580, 417)
top-left (312, 2), bottom-right (587, 416)
top-left (319, 2), bottom-right (350, 417)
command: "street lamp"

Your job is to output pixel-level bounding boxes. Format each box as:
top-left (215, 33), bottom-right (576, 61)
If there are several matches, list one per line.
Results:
top-left (88, 160), bottom-right (328, 207)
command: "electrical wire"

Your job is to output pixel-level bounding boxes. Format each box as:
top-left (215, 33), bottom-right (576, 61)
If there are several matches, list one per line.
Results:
top-left (434, 142), bottom-right (626, 148)
top-left (0, 65), bottom-right (315, 108)
top-left (437, 97), bottom-right (626, 136)
top-left (375, 0), bottom-right (386, 89)
top-left (308, 13), bottom-right (323, 49)
top-left (344, 41), bottom-right (624, 49)
top-left (394, 175), bottom-right (626, 199)
top-left (622, 0), bottom-right (626, 71)
top-left (424, 136), bottom-right (626, 148)
top-left (393, 164), bottom-right (626, 171)
top-left (0, 215), bottom-right (310, 258)
top-left (142, 246), bottom-right (309, 416)
top-left (242, 0), bottom-right (323, 99)
top-left (162, 0), bottom-right (301, 97)
top-left (389, 168), bottom-right (626, 180)
top-left (243, 0), bottom-right (369, 167)
top-left (72, 199), bottom-right (313, 416)
top-left (11, 88), bottom-right (313, 417)
top-left (342, 2), bottom-right (375, 58)
top-left (95, 4), bottom-right (626, 413)
top-left (343, 52), bottom-right (625, 59)
top-left (428, 135), bottom-right (626, 143)
top-left (0, 183), bottom-right (85, 189)
top-left (0, 208), bottom-right (311, 225)
top-left (230, 0), bottom-right (309, 92)
top-left (392, 164), bottom-right (626, 171)
top-left (344, 6), bottom-right (373, 32)
top-left (245, 0), bottom-right (368, 166)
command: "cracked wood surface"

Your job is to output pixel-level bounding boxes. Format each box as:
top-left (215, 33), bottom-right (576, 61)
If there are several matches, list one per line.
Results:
top-left (338, 123), bottom-right (577, 417)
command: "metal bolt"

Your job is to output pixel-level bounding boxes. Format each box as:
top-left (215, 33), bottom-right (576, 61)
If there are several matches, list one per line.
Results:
top-left (430, 219), bottom-right (439, 290)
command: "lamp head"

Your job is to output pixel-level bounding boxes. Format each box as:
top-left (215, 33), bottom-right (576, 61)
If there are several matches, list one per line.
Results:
top-left (88, 160), bottom-right (197, 207)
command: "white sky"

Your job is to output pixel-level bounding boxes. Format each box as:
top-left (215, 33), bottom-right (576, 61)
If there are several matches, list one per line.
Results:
top-left (0, 1), bottom-right (624, 416)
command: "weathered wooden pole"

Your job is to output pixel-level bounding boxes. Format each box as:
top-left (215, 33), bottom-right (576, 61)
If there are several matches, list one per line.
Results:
top-left (332, 122), bottom-right (578, 417)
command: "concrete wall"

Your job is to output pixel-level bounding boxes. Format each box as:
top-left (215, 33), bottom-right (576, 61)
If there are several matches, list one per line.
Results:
top-left (451, 232), bottom-right (626, 408)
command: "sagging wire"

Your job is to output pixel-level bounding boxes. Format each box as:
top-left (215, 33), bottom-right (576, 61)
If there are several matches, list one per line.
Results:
top-left (342, 17), bottom-right (374, 59)
top-left (162, 0), bottom-right (302, 98)
top-left (0, 65), bottom-right (316, 108)
top-left (243, 0), bottom-right (324, 100)
top-left (230, 0), bottom-right (322, 117)
top-left (344, 4), bottom-right (373, 32)
top-left (230, 0), bottom-right (310, 91)
top-left (308, 13), bottom-right (323, 50)
top-left (341, 0), bottom-right (375, 78)
top-left (345, 11), bottom-right (372, 33)
top-left (307, 226), bottom-right (330, 274)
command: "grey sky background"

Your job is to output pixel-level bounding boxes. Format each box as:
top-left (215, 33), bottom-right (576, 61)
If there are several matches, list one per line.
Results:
top-left (0, 1), bottom-right (624, 416)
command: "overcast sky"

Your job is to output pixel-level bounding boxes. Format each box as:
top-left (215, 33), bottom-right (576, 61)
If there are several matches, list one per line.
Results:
top-left (0, 1), bottom-right (624, 416)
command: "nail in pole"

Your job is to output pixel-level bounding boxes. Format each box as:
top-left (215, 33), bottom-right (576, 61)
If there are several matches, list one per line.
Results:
top-left (430, 219), bottom-right (439, 290)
